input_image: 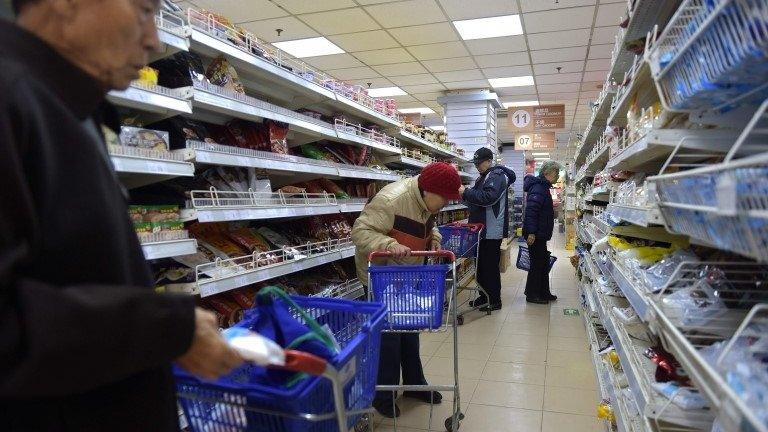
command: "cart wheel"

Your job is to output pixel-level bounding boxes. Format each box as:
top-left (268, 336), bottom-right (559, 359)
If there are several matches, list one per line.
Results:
top-left (444, 412), bottom-right (464, 431)
top-left (456, 315), bottom-right (464, 326)
top-left (354, 414), bottom-right (371, 432)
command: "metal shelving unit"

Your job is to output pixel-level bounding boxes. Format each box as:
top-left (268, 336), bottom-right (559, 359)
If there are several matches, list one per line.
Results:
top-left (109, 146), bottom-right (194, 188)
top-left (107, 81), bottom-right (193, 117)
top-left (606, 203), bottom-right (663, 227)
top-left (142, 238), bottom-right (198, 260)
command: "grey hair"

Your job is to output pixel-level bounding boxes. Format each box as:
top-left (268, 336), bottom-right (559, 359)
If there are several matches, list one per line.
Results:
top-left (540, 161), bottom-right (562, 177)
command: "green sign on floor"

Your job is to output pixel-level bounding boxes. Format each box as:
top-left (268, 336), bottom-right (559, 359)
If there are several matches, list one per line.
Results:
top-left (563, 308), bottom-right (579, 316)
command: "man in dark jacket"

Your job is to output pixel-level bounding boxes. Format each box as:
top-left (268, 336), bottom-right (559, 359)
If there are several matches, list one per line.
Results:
top-left (460, 147), bottom-right (516, 311)
top-left (522, 161), bottom-right (562, 304)
top-left (0, 1), bottom-right (242, 430)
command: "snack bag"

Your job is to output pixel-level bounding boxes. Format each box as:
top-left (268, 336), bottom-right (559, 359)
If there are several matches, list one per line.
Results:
top-left (206, 55), bottom-right (245, 94)
top-left (264, 119), bottom-right (289, 154)
top-left (137, 66), bottom-right (159, 86)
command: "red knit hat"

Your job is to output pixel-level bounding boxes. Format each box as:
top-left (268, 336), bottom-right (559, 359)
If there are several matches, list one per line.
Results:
top-left (418, 162), bottom-right (462, 200)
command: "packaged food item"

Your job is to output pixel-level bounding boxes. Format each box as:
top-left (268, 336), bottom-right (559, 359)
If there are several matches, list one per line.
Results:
top-left (302, 180), bottom-right (325, 195)
top-left (206, 55), bottom-right (245, 94)
top-left (644, 346), bottom-right (691, 386)
top-left (301, 143), bottom-right (327, 160)
top-left (222, 327), bottom-right (285, 366)
top-left (279, 185), bottom-right (306, 195)
top-left (139, 204), bottom-right (180, 222)
top-left (205, 295), bottom-right (244, 328)
top-left (318, 178), bottom-right (349, 199)
top-left (151, 220), bottom-right (184, 233)
top-left (651, 382), bottom-right (708, 410)
top-left (151, 51), bottom-right (207, 89)
top-left (137, 66), bottom-right (159, 86)
top-left (118, 126), bottom-right (170, 151)
top-left (264, 119), bottom-right (289, 154)
top-left (134, 222), bottom-right (152, 236)
top-left (217, 166), bottom-right (248, 192)
top-left (230, 286), bottom-right (259, 310)
top-left (227, 227), bottom-right (273, 254)
top-left (202, 168), bottom-right (232, 191)
top-left (200, 233), bottom-right (248, 258)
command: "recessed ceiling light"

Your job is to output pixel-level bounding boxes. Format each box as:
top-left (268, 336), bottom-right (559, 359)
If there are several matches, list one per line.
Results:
top-left (453, 15), bottom-right (523, 40)
top-left (272, 37), bottom-right (344, 58)
top-left (503, 100), bottom-right (539, 108)
top-left (367, 87), bottom-right (407, 97)
top-left (532, 152), bottom-right (550, 156)
top-left (488, 76), bottom-right (534, 88)
top-left (398, 107), bottom-right (435, 114)
top-left (428, 125), bottom-right (446, 131)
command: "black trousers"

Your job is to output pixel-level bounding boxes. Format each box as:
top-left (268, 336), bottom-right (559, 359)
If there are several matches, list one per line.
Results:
top-left (524, 238), bottom-right (552, 299)
top-left (373, 333), bottom-right (427, 404)
top-left (476, 238), bottom-right (503, 305)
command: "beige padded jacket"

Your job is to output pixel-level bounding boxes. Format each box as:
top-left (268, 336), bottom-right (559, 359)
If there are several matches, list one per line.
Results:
top-left (351, 176), bottom-right (442, 284)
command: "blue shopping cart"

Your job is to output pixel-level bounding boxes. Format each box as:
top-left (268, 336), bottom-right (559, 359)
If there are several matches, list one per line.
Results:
top-left (438, 223), bottom-right (491, 324)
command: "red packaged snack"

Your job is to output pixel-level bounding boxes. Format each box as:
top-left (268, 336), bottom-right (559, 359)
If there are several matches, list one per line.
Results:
top-left (644, 346), bottom-right (691, 386)
top-left (206, 55), bottom-right (245, 94)
top-left (205, 296), bottom-right (244, 328)
top-left (230, 286), bottom-right (258, 309)
top-left (265, 119), bottom-right (289, 154)
top-left (303, 180), bottom-right (325, 195)
top-left (227, 227), bottom-right (272, 253)
top-left (318, 178), bottom-right (349, 199)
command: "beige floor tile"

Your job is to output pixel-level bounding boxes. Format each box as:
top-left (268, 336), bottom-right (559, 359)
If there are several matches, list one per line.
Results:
top-left (545, 365), bottom-right (598, 390)
top-left (378, 397), bottom-right (462, 431)
top-left (471, 380), bottom-right (545, 410)
top-left (489, 345), bottom-right (547, 364)
top-left (543, 386), bottom-right (600, 416)
top-left (423, 356), bottom-right (487, 379)
top-left (504, 313), bottom-right (549, 326)
top-left (458, 319), bottom-right (506, 333)
top-left (419, 341), bottom-right (443, 358)
top-left (433, 342), bottom-right (493, 361)
top-left (420, 331), bottom-right (450, 344)
top-left (505, 303), bottom-right (551, 316)
top-left (500, 321), bottom-right (549, 336)
top-left (461, 404), bottom-right (543, 432)
top-left (481, 360), bottom-right (546, 385)
top-left (541, 411), bottom-right (604, 432)
top-left (372, 426), bottom-right (426, 432)
top-left (494, 332), bottom-right (548, 350)
top-left (455, 329), bottom-right (499, 345)
top-left (546, 349), bottom-right (593, 368)
top-left (423, 373), bottom-right (478, 407)
top-left (548, 336), bottom-right (589, 352)
top-left (548, 322), bottom-right (587, 338)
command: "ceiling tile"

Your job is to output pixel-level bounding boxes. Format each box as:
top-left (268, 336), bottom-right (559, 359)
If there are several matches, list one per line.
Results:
top-left (580, 81), bottom-right (603, 91)
top-left (520, 0), bottom-right (596, 13)
top-left (523, 6), bottom-right (594, 32)
top-left (482, 65), bottom-right (533, 78)
top-left (392, 94), bottom-right (417, 103)
top-left (271, 0), bottom-right (356, 14)
top-left (437, 0), bottom-right (518, 20)
top-left (372, 62), bottom-right (429, 76)
top-left (195, 0), bottom-right (288, 22)
top-left (586, 58), bottom-right (611, 70)
top-left (389, 22), bottom-right (459, 45)
top-left (538, 83), bottom-right (581, 94)
top-left (588, 43), bottom-right (613, 59)
top-left (240, 17), bottom-right (318, 42)
top-left (406, 41), bottom-right (469, 61)
top-left (534, 72), bottom-right (583, 84)
top-left (582, 70), bottom-right (608, 81)
top-left (354, 47), bottom-right (415, 65)
top-left (412, 92), bottom-right (444, 101)
top-left (401, 83), bottom-right (447, 93)
top-left (475, 52), bottom-right (531, 68)
top-left (328, 30), bottom-right (400, 52)
top-left (500, 95), bottom-right (539, 104)
top-left (364, 0), bottom-right (446, 27)
top-left (465, 35), bottom-right (527, 56)
top-left (349, 77), bottom-right (393, 87)
top-left (595, 2), bottom-right (627, 26)
top-left (298, 9), bottom-right (380, 35)
top-left (356, 0), bottom-right (400, 4)
top-left (531, 46), bottom-right (587, 63)
top-left (302, 53), bottom-right (364, 70)
top-left (591, 26), bottom-right (619, 44)
top-left (423, 57), bottom-right (477, 73)
top-left (527, 28), bottom-right (591, 51)
top-left (434, 69), bottom-right (484, 82)
top-left (442, 79), bottom-right (490, 90)
top-left (533, 60), bottom-right (584, 75)
top-left (495, 86), bottom-right (537, 96)
top-left (390, 74), bottom-right (439, 86)
top-left (327, 66), bottom-right (381, 80)
top-left (538, 92), bottom-right (581, 100)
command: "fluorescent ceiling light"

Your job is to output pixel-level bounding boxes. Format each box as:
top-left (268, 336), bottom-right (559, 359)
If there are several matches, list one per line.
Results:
top-left (503, 100), bottom-right (539, 108)
top-left (272, 37), bottom-right (344, 58)
top-left (429, 126), bottom-right (446, 131)
top-left (535, 158), bottom-right (551, 161)
top-left (453, 15), bottom-right (523, 40)
top-left (489, 76), bottom-right (534, 88)
top-left (532, 152), bottom-right (550, 156)
top-left (367, 87), bottom-right (407, 97)
top-left (398, 107), bottom-right (435, 114)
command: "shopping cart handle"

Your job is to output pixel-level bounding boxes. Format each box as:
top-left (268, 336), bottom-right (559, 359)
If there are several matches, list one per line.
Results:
top-left (369, 250), bottom-right (456, 261)
top-left (447, 222), bottom-right (484, 232)
top-left (277, 350), bottom-right (328, 376)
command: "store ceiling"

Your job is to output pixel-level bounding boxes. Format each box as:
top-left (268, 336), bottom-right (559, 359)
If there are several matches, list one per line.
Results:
top-left (173, 0), bottom-right (625, 162)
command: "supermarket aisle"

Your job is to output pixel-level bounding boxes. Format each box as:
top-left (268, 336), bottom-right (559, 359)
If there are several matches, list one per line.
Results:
top-left (375, 227), bottom-right (601, 432)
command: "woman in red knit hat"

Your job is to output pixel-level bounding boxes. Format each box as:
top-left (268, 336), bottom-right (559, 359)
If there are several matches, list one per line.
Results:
top-left (351, 162), bottom-right (462, 418)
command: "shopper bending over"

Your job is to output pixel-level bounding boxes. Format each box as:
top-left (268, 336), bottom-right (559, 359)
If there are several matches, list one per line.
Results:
top-left (459, 147), bottom-right (516, 312)
top-left (0, 1), bottom-right (242, 430)
top-left (523, 161), bottom-right (562, 304)
top-left (352, 162), bottom-right (462, 418)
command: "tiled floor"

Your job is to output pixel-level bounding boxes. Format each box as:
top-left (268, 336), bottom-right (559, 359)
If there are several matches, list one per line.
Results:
top-left (373, 229), bottom-right (602, 432)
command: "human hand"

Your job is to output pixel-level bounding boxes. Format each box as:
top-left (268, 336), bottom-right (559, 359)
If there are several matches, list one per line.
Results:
top-left (387, 243), bottom-right (411, 258)
top-left (430, 240), bottom-right (441, 251)
top-left (459, 185), bottom-right (466, 196)
top-left (526, 234), bottom-right (536, 246)
top-left (176, 308), bottom-right (244, 380)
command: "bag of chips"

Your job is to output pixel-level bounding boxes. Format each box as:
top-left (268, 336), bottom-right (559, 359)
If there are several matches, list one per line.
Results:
top-left (206, 55), bottom-right (245, 94)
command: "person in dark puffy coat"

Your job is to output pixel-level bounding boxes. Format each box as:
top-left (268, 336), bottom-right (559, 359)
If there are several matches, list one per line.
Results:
top-left (522, 161), bottom-right (562, 304)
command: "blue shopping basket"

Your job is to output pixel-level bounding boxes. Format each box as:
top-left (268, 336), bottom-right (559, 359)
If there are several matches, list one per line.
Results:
top-left (516, 245), bottom-right (557, 272)
top-left (175, 295), bottom-right (386, 432)
top-left (438, 222), bottom-right (483, 257)
top-left (368, 250), bottom-right (454, 330)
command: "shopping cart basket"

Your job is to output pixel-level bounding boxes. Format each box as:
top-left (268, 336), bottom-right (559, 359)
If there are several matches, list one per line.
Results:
top-left (175, 295), bottom-right (386, 432)
top-left (438, 223), bottom-right (490, 324)
top-left (516, 245), bottom-right (557, 271)
top-left (368, 251), bottom-right (454, 330)
top-left (438, 222), bottom-right (483, 258)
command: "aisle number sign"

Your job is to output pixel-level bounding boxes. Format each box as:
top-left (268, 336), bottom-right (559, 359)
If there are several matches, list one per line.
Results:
top-left (508, 104), bottom-right (565, 131)
top-left (515, 132), bottom-right (556, 150)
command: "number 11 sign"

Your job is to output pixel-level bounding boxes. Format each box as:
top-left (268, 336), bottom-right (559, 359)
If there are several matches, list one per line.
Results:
top-left (507, 104), bottom-right (565, 132)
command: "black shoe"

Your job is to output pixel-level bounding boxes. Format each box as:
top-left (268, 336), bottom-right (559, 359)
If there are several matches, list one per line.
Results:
top-left (372, 399), bottom-right (401, 418)
top-left (403, 390), bottom-right (443, 404)
top-left (479, 303), bottom-right (502, 312)
top-left (546, 294), bottom-right (558, 301)
top-left (469, 298), bottom-right (488, 308)
top-left (526, 297), bottom-right (549, 304)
